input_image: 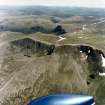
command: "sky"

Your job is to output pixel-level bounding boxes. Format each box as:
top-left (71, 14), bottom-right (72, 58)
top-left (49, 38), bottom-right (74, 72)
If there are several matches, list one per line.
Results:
top-left (0, 0), bottom-right (105, 8)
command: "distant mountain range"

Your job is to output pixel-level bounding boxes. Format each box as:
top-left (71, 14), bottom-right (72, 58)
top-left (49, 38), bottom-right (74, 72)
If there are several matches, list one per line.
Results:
top-left (0, 6), bottom-right (105, 17)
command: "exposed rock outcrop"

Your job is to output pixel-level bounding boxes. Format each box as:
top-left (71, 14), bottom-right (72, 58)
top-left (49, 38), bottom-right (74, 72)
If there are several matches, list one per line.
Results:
top-left (11, 38), bottom-right (55, 57)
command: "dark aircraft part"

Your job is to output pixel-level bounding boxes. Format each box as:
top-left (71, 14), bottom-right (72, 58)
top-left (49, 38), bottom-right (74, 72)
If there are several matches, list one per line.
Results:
top-left (28, 94), bottom-right (95, 105)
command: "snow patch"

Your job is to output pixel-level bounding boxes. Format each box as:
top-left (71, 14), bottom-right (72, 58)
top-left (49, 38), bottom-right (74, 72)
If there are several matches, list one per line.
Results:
top-left (58, 36), bottom-right (66, 42)
top-left (101, 54), bottom-right (105, 67)
top-left (99, 72), bottom-right (105, 76)
top-left (82, 24), bottom-right (86, 30)
top-left (88, 50), bottom-right (91, 53)
top-left (86, 55), bottom-right (88, 59)
top-left (80, 50), bottom-right (83, 53)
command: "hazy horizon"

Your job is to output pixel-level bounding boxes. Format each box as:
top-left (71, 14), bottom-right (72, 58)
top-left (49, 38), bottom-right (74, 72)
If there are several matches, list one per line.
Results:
top-left (0, 0), bottom-right (105, 8)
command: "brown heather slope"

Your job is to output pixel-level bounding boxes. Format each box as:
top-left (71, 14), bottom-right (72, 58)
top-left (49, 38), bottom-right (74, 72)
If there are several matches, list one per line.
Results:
top-left (0, 36), bottom-right (104, 105)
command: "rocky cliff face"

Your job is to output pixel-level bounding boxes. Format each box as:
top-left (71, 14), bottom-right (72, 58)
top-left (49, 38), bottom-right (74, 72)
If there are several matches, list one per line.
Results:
top-left (0, 38), bottom-right (105, 105)
top-left (11, 38), bottom-right (55, 57)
